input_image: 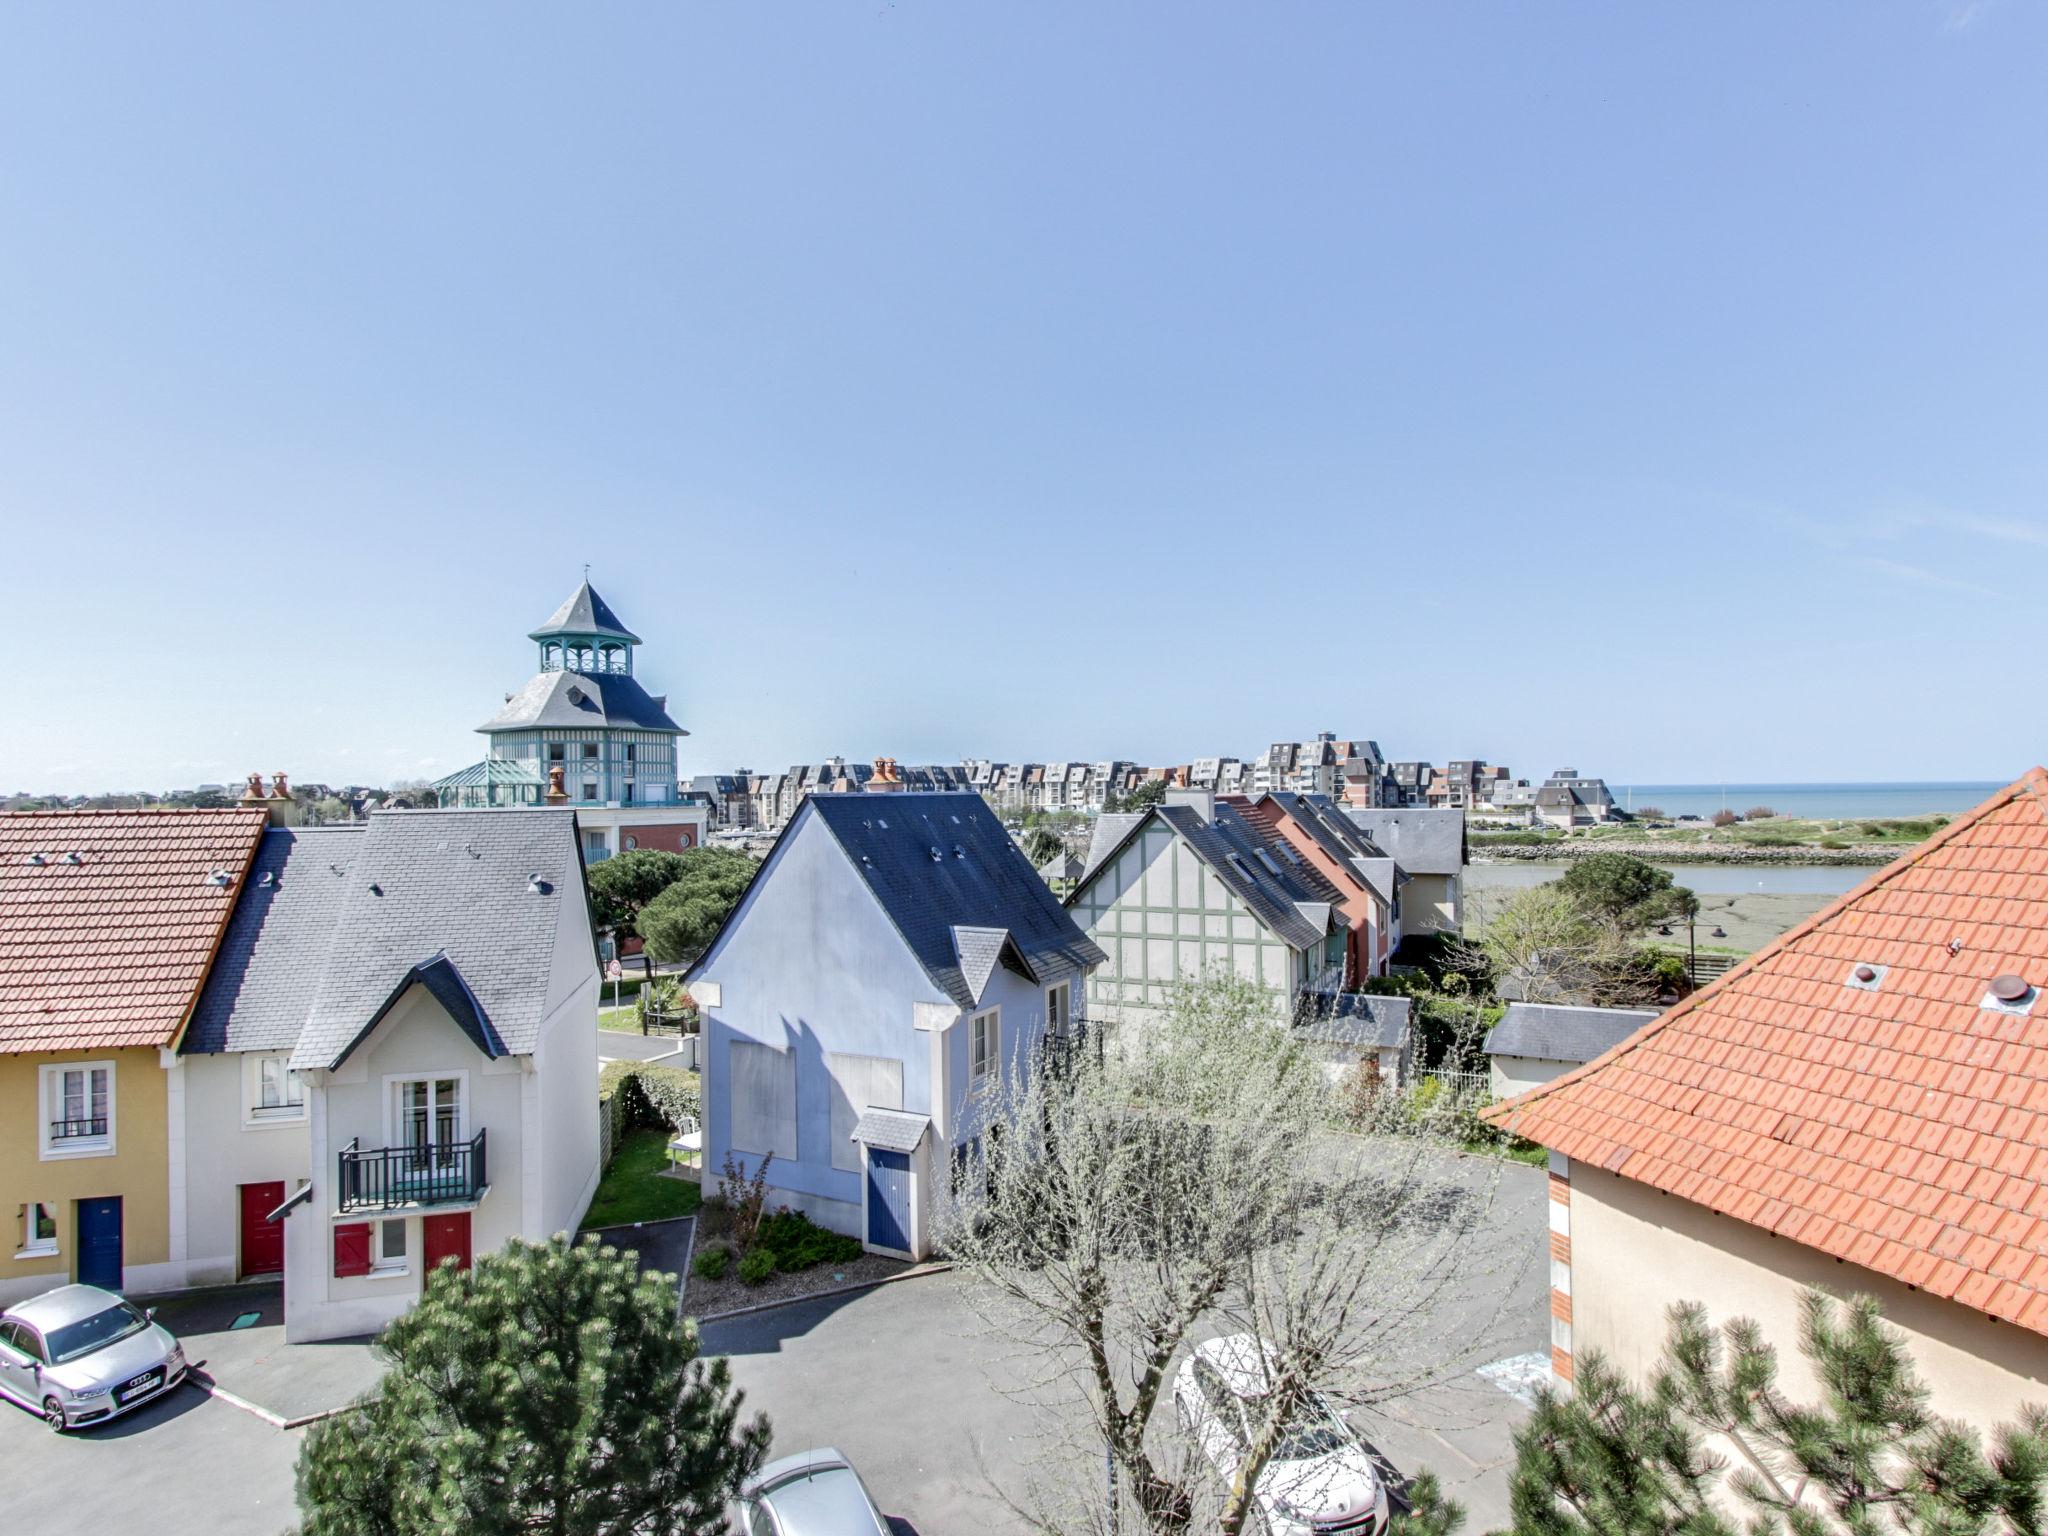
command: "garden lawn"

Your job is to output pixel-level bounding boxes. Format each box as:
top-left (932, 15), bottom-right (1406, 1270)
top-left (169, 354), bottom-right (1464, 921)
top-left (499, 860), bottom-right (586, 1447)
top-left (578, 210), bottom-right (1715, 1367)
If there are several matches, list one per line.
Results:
top-left (580, 1128), bottom-right (702, 1230)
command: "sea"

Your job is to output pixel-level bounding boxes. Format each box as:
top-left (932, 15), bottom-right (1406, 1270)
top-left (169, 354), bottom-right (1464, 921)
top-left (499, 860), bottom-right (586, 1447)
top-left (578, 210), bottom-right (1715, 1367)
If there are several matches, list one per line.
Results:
top-left (1604, 782), bottom-right (2002, 821)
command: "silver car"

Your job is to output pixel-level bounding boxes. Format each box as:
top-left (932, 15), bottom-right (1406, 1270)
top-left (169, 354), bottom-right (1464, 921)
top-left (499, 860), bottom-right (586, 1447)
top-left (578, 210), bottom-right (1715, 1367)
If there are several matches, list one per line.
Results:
top-left (0, 1284), bottom-right (188, 1431)
top-left (731, 1448), bottom-right (890, 1536)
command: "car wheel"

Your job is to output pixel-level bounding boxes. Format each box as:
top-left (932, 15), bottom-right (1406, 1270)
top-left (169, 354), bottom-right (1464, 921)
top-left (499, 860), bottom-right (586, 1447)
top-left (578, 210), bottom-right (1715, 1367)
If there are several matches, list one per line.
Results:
top-left (42, 1396), bottom-right (67, 1432)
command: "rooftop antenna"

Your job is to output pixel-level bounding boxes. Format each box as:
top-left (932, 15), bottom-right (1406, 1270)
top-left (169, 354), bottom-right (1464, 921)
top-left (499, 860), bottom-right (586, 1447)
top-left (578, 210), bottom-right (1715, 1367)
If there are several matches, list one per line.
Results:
top-left (583, 561), bottom-right (591, 581)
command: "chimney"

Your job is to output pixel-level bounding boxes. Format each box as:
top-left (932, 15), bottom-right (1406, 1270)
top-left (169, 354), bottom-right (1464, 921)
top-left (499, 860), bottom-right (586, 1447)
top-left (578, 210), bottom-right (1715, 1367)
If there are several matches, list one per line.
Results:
top-left (240, 772), bottom-right (268, 807)
top-left (1164, 788), bottom-right (1215, 821)
top-left (545, 764), bottom-right (570, 806)
top-left (242, 770), bottom-right (302, 827)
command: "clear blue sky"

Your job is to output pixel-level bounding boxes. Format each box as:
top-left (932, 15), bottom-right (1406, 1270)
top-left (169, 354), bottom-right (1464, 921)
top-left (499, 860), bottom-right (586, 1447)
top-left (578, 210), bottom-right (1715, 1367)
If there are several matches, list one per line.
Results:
top-left (3, 3), bottom-right (2042, 794)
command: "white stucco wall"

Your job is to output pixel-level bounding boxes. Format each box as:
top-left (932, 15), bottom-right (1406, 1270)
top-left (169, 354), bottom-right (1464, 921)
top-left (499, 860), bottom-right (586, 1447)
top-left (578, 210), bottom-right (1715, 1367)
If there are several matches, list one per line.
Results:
top-left (1404, 872), bottom-right (1459, 934)
top-left (285, 987), bottom-right (530, 1343)
top-left (1489, 1054), bottom-right (1581, 1100)
top-left (176, 1051), bottom-right (312, 1288)
top-left (1569, 1165), bottom-right (2048, 1439)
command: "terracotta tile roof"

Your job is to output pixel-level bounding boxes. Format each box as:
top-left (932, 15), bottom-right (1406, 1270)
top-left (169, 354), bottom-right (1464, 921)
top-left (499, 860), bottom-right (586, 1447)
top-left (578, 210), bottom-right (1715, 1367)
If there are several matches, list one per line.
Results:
top-left (1488, 770), bottom-right (2048, 1338)
top-left (0, 808), bottom-right (269, 1053)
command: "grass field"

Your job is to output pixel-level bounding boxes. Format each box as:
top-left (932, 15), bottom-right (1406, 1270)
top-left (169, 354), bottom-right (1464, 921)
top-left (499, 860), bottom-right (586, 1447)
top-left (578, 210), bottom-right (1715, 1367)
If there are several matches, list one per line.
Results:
top-left (580, 1128), bottom-right (702, 1229)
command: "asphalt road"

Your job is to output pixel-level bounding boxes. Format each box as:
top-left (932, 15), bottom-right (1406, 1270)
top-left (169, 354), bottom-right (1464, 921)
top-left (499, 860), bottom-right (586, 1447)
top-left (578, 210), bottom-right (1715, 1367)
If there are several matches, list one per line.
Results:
top-left (598, 1027), bottom-right (696, 1063)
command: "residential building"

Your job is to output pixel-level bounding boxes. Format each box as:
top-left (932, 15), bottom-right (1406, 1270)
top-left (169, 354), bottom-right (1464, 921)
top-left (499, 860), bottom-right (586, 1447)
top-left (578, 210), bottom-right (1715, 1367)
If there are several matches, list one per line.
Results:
top-left (1227, 791), bottom-right (1402, 986)
top-left (1066, 791), bottom-right (1348, 1037)
top-left (687, 793), bottom-right (1103, 1261)
top-left (1298, 995), bottom-right (1413, 1090)
top-left (692, 773), bottom-right (757, 830)
top-left (435, 580), bottom-right (709, 861)
top-left (1385, 763), bottom-right (1435, 806)
top-left (1, 804), bottom-right (272, 1304)
top-left (1342, 808), bottom-right (1467, 938)
top-left (1532, 768), bottom-right (1619, 828)
top-left (1481, 1003), bottom-right (1659, 1099)
top-left (223, 807), bottom-right (598, 1342)
top-left (1489, 771), bottom-right (2048, 1425)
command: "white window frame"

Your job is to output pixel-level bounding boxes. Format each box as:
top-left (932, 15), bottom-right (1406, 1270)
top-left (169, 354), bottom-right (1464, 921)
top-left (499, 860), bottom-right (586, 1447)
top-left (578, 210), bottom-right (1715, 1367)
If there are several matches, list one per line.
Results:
top-left (369, 1215), bottom-right (410, 1277)
top-left (244, 1052), bottom-right (308, 1127)
top-left (970, 1007), bottom-right (1000, 1087)
top-left (383, 1073), bottom-right (469, 1152)
top-left (16, 1201), bottom-right (59, 1260)
top-left (39, 1061), bottom-right (115, 1159)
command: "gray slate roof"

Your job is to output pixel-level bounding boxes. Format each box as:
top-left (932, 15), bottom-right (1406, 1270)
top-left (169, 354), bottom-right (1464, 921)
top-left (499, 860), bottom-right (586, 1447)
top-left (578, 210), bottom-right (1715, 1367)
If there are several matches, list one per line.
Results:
top-left (852, 1107), bottom-right (930, 1153)
top-left (529, 580), bottom-right (640, 643)
top-left (287, 809), bottom-right (591, 1070)
top-left (1081, 813), bottom-right (1145, 884)
top-left (1298, 993), bottom-right (1413, 1050)
top-left (1342, 808), bottom-right (1467, 876)
top-left (478, 669), bottom-right (686, 736)
top-left (800, 794), bottom-right (1106, 1011)
top-left (1483, 1003), bottom-right (1660, 1065)
top-left (1076, 803), bottom-right (1336, 952)
top-left (183, 826), bottom-right (366, 1054)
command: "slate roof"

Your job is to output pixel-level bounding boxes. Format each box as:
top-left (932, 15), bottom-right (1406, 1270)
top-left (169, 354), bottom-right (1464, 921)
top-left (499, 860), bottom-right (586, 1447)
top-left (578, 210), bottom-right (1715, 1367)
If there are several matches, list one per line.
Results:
top-left (1483, 1003), bottom-right (1659, 1065)
top-left (1299, 993), bottom-right (1412, 1050)
top-left (1081, 813), bottom-right (1145, 885)
top-left (798, 794), bottom-right (1105, 1011)
top-left (184, 826), bottom-right (365, 1054)
top-left (1343, 808), bottom-right (1467, 876)
top-left (0, 808), bottom-right (269, 1053)
top-left (1487, 770), bottom-right (2048, 1338)
top-left (528, 580), bottom-right (640, 643)
top-left (288, 809), bottom-right (590, 1070)
top-left (853, 1107), bottom-right (930, 1154)
top-left (1075, 803), bottom-right (1337, 952)
top-left (478, 669), bottom-right (686, 736)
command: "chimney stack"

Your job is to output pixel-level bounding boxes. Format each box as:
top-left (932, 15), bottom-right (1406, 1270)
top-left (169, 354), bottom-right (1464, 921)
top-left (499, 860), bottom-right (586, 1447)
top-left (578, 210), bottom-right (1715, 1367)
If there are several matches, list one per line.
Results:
top-left (1164, 788), bottom-right (1215, 821)
top-left (242, 770), bottom-right (303, 826)
top-left (545, 764), bottom-right (570, 806)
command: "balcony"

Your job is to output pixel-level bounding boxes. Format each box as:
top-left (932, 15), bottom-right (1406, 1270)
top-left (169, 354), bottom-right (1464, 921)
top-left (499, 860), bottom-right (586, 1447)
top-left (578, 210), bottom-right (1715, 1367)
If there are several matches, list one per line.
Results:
top-left (49, 1116), bottom-right (108, 1143)
top-left (338, 1129), bottom-right (488, 1214)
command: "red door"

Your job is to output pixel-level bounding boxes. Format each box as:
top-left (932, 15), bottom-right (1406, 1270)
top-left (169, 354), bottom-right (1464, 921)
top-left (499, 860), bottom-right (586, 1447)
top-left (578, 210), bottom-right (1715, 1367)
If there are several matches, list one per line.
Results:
top-left (422, 1212), bottom-right (472, 1274)
top-left (239, 1182), bottom-right (286, 1279)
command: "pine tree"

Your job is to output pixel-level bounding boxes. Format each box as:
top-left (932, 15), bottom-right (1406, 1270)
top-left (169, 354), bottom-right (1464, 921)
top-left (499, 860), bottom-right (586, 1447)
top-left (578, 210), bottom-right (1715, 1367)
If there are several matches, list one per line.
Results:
top-left (1492, 1290), bottom-right (2048, 1536)
top-left (296, 1234), bottom-right (770, 1535)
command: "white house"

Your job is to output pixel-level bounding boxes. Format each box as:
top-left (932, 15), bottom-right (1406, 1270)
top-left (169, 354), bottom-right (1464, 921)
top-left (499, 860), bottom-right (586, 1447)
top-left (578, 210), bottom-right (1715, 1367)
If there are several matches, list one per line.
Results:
top-left (1066, 792), bottom-right (1349, 1038)
top-left (687, 793), bottom-right (1104, 1262)
top-left (182, 809), bottom-right (599, 1342)
top-left (1481, 1002), bottom-right (1659, 1099)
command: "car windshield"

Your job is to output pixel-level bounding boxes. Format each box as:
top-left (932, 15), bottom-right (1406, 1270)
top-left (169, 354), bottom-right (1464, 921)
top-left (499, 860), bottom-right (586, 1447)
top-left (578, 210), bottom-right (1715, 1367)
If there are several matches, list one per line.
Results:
top-left (44, 1302), bottom-right (149, 1364)
top-left (1274, 1404), bottom-right (1352, 1463)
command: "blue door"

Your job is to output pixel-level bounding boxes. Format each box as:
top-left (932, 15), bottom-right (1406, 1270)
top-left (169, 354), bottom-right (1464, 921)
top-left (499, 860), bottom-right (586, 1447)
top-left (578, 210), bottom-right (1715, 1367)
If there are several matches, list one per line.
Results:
top-left (865, 1150), bottom-right (912, 1253)
top-left (77, 1198), bottom-right (122, 1290)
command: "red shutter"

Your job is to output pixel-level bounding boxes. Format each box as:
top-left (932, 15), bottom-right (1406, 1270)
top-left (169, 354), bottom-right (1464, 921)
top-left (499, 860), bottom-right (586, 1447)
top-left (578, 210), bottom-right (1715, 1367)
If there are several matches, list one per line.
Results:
top-left (333, 1222), bottom-right (371, 1278)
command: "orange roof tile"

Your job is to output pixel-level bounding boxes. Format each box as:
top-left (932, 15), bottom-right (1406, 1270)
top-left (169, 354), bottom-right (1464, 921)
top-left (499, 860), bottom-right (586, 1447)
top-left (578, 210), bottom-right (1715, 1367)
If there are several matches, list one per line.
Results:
top-left (0, 808), bottom-right (269, 1053)
top-left (1488, 770), bottom-right (2048, 1338)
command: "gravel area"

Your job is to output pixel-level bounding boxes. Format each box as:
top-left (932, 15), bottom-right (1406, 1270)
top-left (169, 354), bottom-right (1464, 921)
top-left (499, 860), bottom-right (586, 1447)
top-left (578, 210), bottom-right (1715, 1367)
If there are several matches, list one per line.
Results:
top-left (686, 1249), bottom-right (913, 1318)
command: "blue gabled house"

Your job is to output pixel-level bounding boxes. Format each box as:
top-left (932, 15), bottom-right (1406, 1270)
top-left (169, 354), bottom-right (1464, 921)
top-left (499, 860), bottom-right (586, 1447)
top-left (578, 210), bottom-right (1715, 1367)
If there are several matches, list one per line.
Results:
top-left (685, 792), bottom-right (1104, 1259)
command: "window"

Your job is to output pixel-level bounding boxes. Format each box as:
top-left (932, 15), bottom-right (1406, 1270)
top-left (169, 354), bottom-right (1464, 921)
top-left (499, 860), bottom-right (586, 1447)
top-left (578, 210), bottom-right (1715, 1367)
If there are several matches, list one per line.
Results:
top-left (17, 1202), bottom-right (57, 1258)
top-left (582, 781), bottom-right (599, 802)
top-left (1045, 982), bottom-right (1070, 1041)
top-left (625, 744), bottom-right (637, 763)
top-left (623, 834), bottom-right (638, 850)
top-left (582, 743), bottom-right (599, 760)
top-left (394, 1077), bottom-right (463, 1152)
top-left (40, 1062), bottom-right (113, 1157)
top-left (247, 1053), bottom-right (305, 1123)
top-left (371, 1218), bottom-right (408, 1274)
top-left (971, 1008), bottom-right (999, 1085)
top-left (621, 783), bottom-right (634, 804)
top-left (548, 743), bottom-right (565, 762)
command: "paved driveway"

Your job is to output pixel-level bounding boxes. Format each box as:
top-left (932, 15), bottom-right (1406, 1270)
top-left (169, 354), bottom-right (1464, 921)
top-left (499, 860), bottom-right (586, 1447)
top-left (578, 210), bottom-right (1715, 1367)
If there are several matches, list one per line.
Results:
top-left (707, 1155), bottom-right (1547, 1534)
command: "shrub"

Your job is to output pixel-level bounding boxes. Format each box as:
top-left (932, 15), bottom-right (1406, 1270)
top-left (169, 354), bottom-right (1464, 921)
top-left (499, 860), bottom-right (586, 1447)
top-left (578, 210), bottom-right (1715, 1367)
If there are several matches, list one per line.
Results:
top-left (1711, 809), bottom-right (1739, 828)
top-left (720, 1151), bottom-right (774, 1255)
top-left (755, 1210), bottom-right (863, 1272)
top-left (1743, 805), bottom-right (1776, 819)
top-left (692, 1243), bottom-right (732, 1281)
top-left (1818, 836), bottom-right (1847, 850)
top-left (737, 1248), bottom-right (776, 1286)
top-left (600, 1061), bottom-right (701, 1135)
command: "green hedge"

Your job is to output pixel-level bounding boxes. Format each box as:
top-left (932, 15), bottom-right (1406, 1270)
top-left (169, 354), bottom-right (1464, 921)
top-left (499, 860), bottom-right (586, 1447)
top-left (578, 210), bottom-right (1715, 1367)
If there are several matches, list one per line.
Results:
top-left (599, 1061), bottom-right (701, 1135)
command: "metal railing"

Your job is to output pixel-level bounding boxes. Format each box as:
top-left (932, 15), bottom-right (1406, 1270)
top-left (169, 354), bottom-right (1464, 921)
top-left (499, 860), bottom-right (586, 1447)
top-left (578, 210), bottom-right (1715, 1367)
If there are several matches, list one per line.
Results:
top-left (338, 1128), bottom-right (488, 1213)
top-left (50, 1116), bottom-right (108, 1141)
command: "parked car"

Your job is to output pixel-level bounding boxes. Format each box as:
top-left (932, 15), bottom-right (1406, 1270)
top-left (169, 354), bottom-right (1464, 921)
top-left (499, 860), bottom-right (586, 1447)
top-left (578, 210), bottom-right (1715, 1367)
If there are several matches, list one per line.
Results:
top-left (1173, 1334), bottom-right (1389, 1536)
top-left (0, 1284), bottom-right (188, 1431)
top-left (730, 1447), bottom-right (889, 1536)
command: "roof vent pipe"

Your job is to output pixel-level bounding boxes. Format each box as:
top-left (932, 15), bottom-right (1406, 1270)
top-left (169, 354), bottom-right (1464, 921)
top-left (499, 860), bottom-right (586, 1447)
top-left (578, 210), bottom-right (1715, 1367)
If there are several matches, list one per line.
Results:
top-left (1990, 974), bottom-right (2031, 1004)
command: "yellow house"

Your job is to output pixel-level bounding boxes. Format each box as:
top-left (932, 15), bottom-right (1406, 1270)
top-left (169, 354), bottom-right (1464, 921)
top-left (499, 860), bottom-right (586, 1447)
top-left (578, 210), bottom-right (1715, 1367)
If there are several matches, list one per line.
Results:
top-left (1, 805), bottom-right (268, 1305)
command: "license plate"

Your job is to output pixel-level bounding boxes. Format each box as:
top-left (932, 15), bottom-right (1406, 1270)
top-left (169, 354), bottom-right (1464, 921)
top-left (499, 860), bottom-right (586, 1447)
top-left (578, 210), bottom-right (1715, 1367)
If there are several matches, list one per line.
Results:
top-left (117, 1371), bottom-right (162, 1403)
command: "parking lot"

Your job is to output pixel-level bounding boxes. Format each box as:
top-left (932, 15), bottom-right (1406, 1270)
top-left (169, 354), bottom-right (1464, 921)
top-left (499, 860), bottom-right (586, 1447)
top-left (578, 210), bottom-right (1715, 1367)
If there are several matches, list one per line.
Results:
top-left (2, 1158), bottom-right (1544, 1533)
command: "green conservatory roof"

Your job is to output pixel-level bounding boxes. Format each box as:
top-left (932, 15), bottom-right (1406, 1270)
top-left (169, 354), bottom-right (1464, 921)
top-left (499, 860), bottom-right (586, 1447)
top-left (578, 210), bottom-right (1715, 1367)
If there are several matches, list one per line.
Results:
top-left (433, 759), bottom-right (546, 792)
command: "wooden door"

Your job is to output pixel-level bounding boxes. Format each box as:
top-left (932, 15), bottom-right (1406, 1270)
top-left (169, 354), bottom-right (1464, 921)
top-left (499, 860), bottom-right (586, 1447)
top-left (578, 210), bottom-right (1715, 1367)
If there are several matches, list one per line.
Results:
top-left (422, 1212), bottom-right (472, 1274)
top-left (239, 1182), bottom-right (286, 1278)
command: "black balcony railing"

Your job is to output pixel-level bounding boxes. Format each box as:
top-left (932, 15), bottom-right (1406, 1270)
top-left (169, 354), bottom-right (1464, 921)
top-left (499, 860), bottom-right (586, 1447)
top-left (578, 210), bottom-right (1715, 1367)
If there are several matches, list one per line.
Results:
top-left (50, 1116), bottom-right (108, 1141)
top-left (338, 1128), bottom-right (488, 1213)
